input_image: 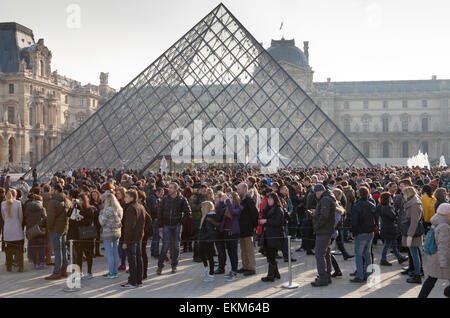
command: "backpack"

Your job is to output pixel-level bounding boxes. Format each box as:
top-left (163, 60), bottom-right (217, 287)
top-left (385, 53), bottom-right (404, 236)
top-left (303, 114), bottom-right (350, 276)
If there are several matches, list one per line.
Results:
top-left (423, 227), bottom-right (438, 255)
top-left (359, 202), bottom-right (376, 233)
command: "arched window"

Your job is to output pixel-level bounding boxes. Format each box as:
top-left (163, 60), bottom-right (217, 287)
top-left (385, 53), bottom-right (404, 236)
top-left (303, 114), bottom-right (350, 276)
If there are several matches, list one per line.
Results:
top-left (382, 141), bottom-right (390, 158)
top-left (402, 141), bottom-right (409, 158)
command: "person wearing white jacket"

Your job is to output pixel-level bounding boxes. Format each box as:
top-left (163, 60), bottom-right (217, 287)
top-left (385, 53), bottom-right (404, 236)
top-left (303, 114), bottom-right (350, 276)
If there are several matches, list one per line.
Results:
top-left (1, 189), bottom-right (24, 272)
top-left (418, 203), bottom-right (450, 298)
top-left (98, 192), bottom-right (123, 279)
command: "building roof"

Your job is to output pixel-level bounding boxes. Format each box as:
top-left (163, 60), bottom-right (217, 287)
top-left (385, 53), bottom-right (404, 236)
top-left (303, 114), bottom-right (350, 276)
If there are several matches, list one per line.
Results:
top-left (266, 38), bottom-right (308, 67)
top-left (314, 79), bottom-right (450, 94)
top-left (0, 22), bottom-right (35, 72)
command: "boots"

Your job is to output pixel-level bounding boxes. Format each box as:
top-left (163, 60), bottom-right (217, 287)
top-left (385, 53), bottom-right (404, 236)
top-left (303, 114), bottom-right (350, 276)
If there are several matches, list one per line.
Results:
top-left (261, 263), bottom-right (275, 282)
top-left (273, 262), bottom-right (280, 280)
top-left (406, 274), bottom-right (422, 284)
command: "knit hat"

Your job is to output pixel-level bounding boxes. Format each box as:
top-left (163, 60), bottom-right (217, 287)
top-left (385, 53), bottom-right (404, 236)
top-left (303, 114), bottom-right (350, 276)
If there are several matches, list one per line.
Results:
top-left (437, 203), bottom-right (450, 216)
top-left (313, 184), bottom-right (326, 193)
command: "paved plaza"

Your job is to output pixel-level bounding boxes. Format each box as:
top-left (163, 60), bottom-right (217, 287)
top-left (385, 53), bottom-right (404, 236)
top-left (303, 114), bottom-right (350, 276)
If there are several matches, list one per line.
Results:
top-left (0, 241), bottom-right (447, 298)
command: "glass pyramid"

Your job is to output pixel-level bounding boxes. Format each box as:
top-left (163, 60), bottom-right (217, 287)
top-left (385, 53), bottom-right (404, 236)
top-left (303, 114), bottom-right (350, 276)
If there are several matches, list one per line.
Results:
top-left (24, 3), bottom-right (371, 180)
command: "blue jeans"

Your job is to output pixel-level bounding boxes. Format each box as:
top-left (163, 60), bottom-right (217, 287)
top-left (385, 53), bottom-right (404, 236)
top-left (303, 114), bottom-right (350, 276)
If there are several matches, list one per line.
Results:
top-left (126, 242), bottom-right (143, 286)
top-left (104, 239), bottom-right (119, 274)
top-left (158, 224), bottom-right (181, 268)
top-left (225, 232), bottom-right (239, 272)
top-left (28, 237), bottom-right (46, 265)
top-left (409, 247), bottom-right (421, 275)
top-left (151, 219), bottom-right (161, 256)
top-left (354, 232), bottom-right (374, 280)
top-left (381, 239), bottom-right (403, 261)
top-left (118, 240), bottom-right (127, 267)
top-left (50, 232), bottom-right (67, 275)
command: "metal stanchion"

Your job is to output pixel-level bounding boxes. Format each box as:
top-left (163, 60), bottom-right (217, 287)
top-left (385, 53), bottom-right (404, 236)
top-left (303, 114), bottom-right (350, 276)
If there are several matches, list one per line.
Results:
top-left (63, 239), bottom-right (80, 292)
top-left (282, 235), bottom-right (299, 289)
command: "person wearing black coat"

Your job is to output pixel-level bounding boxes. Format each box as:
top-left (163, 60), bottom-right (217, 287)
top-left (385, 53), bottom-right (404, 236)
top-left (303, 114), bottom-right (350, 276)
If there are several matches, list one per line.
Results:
top-left (378, 192), bottom-right (408, 266)
top-left (24, 194), bottom-right (47, 269)
top-left (68, 194), bottom-right (95, 278)
top-left (260, 192), bottom-right (284, 282)
top-left (236, 183), bottom-right (259, 276)
top-left (137, 190), bottom-right (153, 280)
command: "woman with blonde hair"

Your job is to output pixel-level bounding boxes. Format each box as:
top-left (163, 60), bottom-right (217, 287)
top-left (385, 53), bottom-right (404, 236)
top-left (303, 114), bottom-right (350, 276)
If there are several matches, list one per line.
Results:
top-left (198, 201), bottom-right (219, 281)
top-left (401, 186), bottom-right (425, 284)
top-left (1, 189), bottom-right (24, 272)
top-left (99, 192), bottom-right (124, 279)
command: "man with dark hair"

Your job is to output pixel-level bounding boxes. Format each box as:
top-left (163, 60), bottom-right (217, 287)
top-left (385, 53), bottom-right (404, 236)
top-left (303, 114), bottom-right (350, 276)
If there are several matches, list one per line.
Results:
top-left (45, 184), bottom-right (71, 280)
top-left (189, 184), bottom-right (207, 262)
top-left (148, 187), bottom-right (164, 258)
top-left (236, 183), bottom-right (259, 276)
top-left (350, 186), bottom-right (376, 283)
top-left (120, 189), bottom-right (146, 288)
top-left (157, 183), bottom-right (191, 275)
top-left (311, 184), bottom-right (336, 287)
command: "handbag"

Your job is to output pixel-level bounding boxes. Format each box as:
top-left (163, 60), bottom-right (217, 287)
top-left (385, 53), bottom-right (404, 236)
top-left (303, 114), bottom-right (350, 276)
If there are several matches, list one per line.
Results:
top-left (78, 225), bottom-right (97, 240)
top-left (26, 224), bottom-right (46, 241)
top-left (399, 217), bottom-right (425, 237)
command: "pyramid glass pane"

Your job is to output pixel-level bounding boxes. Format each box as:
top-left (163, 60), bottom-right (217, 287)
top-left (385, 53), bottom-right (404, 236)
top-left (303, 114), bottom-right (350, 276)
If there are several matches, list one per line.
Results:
top-left (24, 3), bottom-right (370, 180)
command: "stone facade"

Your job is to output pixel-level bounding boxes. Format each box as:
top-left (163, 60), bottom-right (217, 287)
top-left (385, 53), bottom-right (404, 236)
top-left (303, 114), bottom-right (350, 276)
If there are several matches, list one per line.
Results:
top-left (0, 23), bottom-right (115, 171)
top-left (267, 38), bottom-right (450, 166)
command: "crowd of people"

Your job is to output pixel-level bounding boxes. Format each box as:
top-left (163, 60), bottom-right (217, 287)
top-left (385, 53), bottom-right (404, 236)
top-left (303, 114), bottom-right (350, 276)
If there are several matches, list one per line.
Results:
top-left (0, 166), bottom-right (449, 297)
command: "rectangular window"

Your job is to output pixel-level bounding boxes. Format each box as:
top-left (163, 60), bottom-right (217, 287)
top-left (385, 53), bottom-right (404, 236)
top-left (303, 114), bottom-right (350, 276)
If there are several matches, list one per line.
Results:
top-left (382, 118), bottom-right (389, 132)
top-left (344, 101), bottom-right (349, 110)
top-left (363, 100), bottom-right (369, 109)
top-left (422, 100), bottom-right (428, 108)
top-left (383, 100), bottom-right (388, 109)
top-left (422, 117), bottom-right (429, 132)
top-left (8, 107), bottom-right (15, 124)
top-left (65, 95), bottom-right (68, 104)
top-left (362, 118), bottom-right (369, 132)
top-left (402, 100), bottom-right (408, 108)
top-left (9, 84), bottom-right (14, 94)
top-left (344, 118), bottom-right (350, 132)
top-left (363, 142), bottom-right (370, 157)
top-left (402, 120), bottom-right (408, 132)
top-left (402, 142), bottom-right (409, 158)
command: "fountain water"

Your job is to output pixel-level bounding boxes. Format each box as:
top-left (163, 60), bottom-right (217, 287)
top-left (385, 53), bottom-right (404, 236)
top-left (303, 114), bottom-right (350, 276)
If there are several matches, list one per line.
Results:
top-left (407, 150), bottom-right (430, 168)
top-left (439, 155), bottom-right (447, 167)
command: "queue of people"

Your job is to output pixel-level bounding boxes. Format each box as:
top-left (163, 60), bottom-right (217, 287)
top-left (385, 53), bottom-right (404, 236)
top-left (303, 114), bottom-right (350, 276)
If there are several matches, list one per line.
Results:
top-left (0, 166), bottom-right (448, 297)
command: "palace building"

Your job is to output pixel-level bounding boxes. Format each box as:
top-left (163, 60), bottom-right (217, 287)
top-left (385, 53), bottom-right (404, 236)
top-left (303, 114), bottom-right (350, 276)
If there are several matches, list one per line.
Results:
top-left (266, 38), bottom-right (450, 166)
top-left (0, 22), bottom-right (115, 171)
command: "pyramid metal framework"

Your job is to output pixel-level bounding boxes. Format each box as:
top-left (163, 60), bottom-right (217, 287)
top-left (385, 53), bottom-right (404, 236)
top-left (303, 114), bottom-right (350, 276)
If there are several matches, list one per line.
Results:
top-left (24, 3), bottom-right (371, 179)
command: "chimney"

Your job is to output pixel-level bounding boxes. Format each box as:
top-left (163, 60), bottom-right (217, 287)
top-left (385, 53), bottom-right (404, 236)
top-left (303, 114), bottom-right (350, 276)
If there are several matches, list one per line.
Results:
top-left (327, 77), bottom-right (331, 83)
top-left (432, 75), bottom-right (437, 80)
top-left (303, 41), bottom-right (309, 65)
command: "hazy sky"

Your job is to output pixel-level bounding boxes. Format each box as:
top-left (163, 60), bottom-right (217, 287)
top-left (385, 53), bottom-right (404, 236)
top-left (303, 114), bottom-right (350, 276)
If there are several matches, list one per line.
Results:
top-left (2, 0), bottom-right (450, 89)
